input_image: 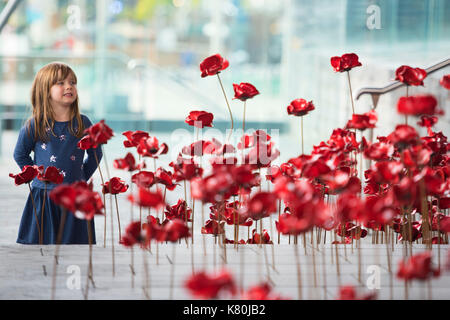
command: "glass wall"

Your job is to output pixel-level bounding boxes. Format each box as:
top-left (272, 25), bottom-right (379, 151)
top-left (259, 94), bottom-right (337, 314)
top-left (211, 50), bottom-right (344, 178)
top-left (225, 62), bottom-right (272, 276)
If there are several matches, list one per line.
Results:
top-left (0, 0), bottom-right (449, 160)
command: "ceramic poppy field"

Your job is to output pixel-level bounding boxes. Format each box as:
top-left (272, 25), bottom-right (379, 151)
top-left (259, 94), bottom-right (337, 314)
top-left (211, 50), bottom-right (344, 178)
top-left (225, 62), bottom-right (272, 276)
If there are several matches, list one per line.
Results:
top-left (4, 53), bottom-right (450, 300)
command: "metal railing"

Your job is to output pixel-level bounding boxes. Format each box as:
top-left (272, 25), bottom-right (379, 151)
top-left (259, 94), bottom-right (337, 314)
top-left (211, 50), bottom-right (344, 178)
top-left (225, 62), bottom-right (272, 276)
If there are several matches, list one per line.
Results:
top-left (355, 57), bottom-right (450, 108)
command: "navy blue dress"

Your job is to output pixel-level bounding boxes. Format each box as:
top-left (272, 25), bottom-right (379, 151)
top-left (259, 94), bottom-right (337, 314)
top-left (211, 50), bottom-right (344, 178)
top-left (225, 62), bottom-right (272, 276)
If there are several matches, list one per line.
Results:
top-left (13, 114), bottom-right (103, 244)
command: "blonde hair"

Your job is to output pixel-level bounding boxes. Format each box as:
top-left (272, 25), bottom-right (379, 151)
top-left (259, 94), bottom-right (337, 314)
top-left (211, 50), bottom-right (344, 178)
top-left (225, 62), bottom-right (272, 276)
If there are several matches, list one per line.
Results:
top-left (28, 61), bottom-right (84, 141)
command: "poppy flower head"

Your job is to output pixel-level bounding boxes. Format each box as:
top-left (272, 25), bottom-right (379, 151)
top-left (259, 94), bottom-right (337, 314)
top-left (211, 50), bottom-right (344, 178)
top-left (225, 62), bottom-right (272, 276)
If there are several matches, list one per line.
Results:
top-left (387, 125), bottom-right (419, 150)
top-left (102, 177), bottom-right (129, 195)
top-left (120, 221), bottom-right (145, 247)
top-left (336, 285), bottom-right (377, 300)
top-left (185, 269), bottom-right (236, 299)
top-left (200, 54), bottom-right (229, 78)
top-left (9, 165), bottom-right (39, 186)
top-left (245, 192), bottom-right (278, 221)
top-left (233, 82), bottom-right (260, 101)
top-left (397, 251), bottom-right (440, 281)
top-left (287, 99), bottom-right (315, 117)
top-left (136, 136), bottom-right (169, 158)
top-left (247, 228), bottom-right (273, 244)
top-left (165, 199), bottom-right (192, 221)
top-left (131, 171), bottom-right (155, 189)
top-left (49, 184), bottom-right (78, 212)
top-left (122, 130), bottom-right (149, 148)
top-left (440, 74), bottom-right (450, 90)
top-left (395, 65), bottom-right (427, 86)
top-left (185, 111), bottom-right (214, 128)
top-left (37, 166), bottom-right (64, 184)
top-left (128, 187), bottom-right (165, 209)
top-left (84, 120), bottom-right (114, 145)
top-left (71, 182), bottom-right (104, 220)
top-left (397, 94), bottom-right (442, 116)
top-left (417, 115), bottom-right (438, 128)
top-left (330, 53), bottom-right (362, 72)
top-left (201, 219), bottom-right (225, 235)
top-left (155, 167), bottom-right (178, 191)
top-left (113, 152), bottom-right (141, 172)
top-left (160, 219), bottom-right (191, 242)
top-left (242, 282), bottom-right (289, 300)
top-left (77, 135), bottom-right (96, 150)
top-left (182, 140), bottom-right (216, 157)
top-left (346, 109), bottom-right (378, 131)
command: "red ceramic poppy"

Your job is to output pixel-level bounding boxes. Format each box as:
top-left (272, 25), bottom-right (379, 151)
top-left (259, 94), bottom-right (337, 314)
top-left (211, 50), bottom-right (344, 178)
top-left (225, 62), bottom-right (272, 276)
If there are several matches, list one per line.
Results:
top-left (361, 194), bottom-right (398, 226)
top-left (247, 228), bottom-right (272, 244)
top-left (72, 182), bottom-right (104, 220)
top-left (165, 199), bottom-right (192, 221)
top-left (387, 125), bottom-right (419, 149)
top-left (185, 111), bottom-right (214, 128)
top-left (200, 54), bottom-right (229, 78)
top-left (237, 134), bottom-right (254, 150)
top-left (136, 136), bottom-right (168, 158)
top-left (397, 251), bottom-right (440, 281)
top-left (402, 145), bottom-right (432, 169)
top-left (395, 65), bottom-right (427, 86)
top-left (346, 109), bottom-right (377, 131)
top-left (9, 165), bottom-right (39, 186)
top-left (169, 154), bottom-right (203, 182)
top-left (185, 269), bottom-right (236, 299)
top-left (417, 115), bottom-right (438, 128)
top-left (363, 141), bottom-right (394, 161)
top-left (286, 99), bottom-right (315, 117)
top-left (155, 168), bottom-right (178, 191)
top-left (49, 184), bottom-right (77, 212)
top-left (244, 142), bottom-right (280, 168)
top-left (330, 53), bottom-right (362, 72)
top-left (131, 171), bottom-right (155, 189)
top-left (122, 130), bottom-right (149, 148)
top-left (276, 212), bottom-right (311, 235)
top-left (211, 138), bottom-right (236, 155)
top-left (160, 219), bottom-right (191, 242)
top-left (128, 187), bottom-right (165, 209)
top-left (233, 82), bottom-right (260, 101)
top-left (77, 135), bottom-right (96, 150)
top-left (120, 221), bottom-right (145, 247)
top-left (242, 282), bottom-right (289, 300)
top-left (397, 94), bottom-right (441, 116)
top-left (336, 285), bottom-right (376, 300)
top-left (113, 152), bottom-right (142, 172)
top-left (201, 219), bottom-right (225, 235)
top-left (440, 74), bottom-right (450, 90)
top-left (84, 120), bottom-right (114, 145)
top-left (245, 192), bottom-right (278, 221)
top-left (191, 168), bottom-right (236, 203)
top-left (37, 166), bottom-right (64, 184)
top-left (182, 140), bottom-right (216, 157)
top-left (438, 197), bottom-right (450, 210)
top-left (102, 177), bottom-right (129, 194)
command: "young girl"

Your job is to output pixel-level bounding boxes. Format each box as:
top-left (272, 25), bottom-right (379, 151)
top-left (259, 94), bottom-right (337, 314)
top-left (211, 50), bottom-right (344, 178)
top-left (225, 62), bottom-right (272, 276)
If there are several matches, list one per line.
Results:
top-left (13, 62), bottom-right (102, 245)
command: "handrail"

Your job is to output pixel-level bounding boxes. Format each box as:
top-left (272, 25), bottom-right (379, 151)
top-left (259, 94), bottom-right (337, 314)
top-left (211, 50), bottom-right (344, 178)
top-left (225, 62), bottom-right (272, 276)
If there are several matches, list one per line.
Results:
top-left (355, 57), bottom-right (450, 107)
top-left (0, 0), bottom-right (22, 33)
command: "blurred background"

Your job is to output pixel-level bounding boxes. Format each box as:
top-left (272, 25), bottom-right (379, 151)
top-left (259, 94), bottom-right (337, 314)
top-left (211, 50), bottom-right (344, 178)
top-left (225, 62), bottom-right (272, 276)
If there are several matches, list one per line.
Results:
top-left (0, 0), bottom-right (449, 163)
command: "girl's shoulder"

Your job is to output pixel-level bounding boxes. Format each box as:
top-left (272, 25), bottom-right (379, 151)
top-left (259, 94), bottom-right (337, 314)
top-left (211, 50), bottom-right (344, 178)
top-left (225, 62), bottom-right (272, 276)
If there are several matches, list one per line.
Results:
top-left (80, 114), bottom-right (93, 127)
top-left (22, 117), bottom-right (36, 133)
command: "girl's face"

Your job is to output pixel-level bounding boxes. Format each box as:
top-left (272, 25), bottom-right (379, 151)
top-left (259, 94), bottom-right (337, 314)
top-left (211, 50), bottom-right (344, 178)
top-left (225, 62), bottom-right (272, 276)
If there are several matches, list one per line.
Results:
top-left (49, 73), bottom-right (77, 108)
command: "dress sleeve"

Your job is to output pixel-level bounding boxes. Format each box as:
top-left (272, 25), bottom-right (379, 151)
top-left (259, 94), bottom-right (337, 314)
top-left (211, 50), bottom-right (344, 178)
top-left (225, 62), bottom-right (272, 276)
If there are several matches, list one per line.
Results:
top-left (13, 120), bottom-right (35, 169)
top-left (82, 115), bottom-right (103, 181)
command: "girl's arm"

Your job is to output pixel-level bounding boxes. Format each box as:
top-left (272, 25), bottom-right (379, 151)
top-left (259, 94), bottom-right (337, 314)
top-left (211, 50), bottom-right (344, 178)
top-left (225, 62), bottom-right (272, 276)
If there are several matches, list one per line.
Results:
top-left (81, 115), bottom-right (103, 181)
top-left (83, 145), bottom-right (103, 181)
top-left (13, 121), bottom-right (35, 169)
